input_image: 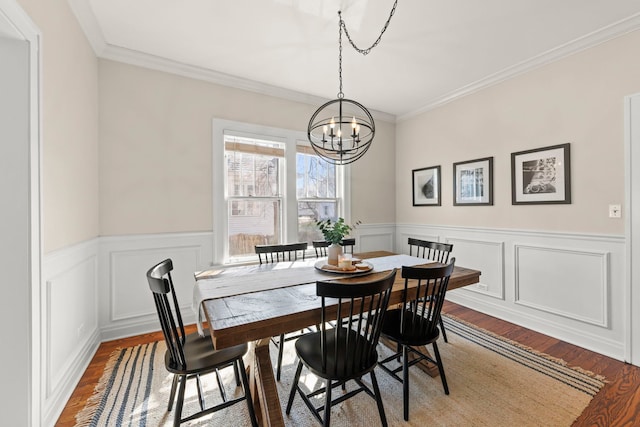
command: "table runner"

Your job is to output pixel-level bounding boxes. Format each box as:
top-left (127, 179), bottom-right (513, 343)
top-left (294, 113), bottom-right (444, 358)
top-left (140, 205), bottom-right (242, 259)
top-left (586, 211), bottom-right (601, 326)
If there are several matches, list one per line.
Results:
top-left (192, 254), bottom-right (431, 335)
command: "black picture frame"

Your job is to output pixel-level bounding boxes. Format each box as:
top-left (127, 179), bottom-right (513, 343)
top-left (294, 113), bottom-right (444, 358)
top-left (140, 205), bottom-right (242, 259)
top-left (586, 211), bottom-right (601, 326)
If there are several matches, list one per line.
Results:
top-left (412, 165), bottom-right (441, 206)
top-left (453, 157), bottom-right (494, 206)
top-left (511, 143), bottom-right (571, 205)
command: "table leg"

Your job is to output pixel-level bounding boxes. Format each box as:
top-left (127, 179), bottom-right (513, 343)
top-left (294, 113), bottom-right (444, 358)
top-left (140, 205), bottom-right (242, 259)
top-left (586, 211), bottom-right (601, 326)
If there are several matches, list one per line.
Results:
top-left (249, 338), bottom-right (285, 427)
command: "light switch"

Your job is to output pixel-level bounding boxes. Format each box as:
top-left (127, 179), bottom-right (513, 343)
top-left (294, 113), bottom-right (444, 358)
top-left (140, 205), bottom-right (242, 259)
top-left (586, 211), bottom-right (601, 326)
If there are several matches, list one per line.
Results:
top-left (609, 204), bottom-right (622, 218)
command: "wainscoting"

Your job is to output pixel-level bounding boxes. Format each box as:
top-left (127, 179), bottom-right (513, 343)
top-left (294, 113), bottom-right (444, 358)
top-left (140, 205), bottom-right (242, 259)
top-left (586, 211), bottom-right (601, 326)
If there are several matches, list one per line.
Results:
top-left (42, 223), bottom-right (625, 426)
top-left (41, 239), bottom-right (99, 425)
top-left (396, 224), bottom-right (626, 361)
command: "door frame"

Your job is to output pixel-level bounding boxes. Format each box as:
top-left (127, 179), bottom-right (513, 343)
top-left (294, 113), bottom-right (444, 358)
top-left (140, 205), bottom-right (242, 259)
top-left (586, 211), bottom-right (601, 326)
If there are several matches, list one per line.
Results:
top-left (625, 92), bottom-right (640, 366)
top-left (0, 0), bottom-right (42, 423)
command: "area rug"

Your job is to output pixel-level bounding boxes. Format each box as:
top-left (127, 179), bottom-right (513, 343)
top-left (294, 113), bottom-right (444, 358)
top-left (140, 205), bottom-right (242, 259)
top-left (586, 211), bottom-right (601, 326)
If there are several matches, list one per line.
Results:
top-left (75, 315), bottom-right (606, 426)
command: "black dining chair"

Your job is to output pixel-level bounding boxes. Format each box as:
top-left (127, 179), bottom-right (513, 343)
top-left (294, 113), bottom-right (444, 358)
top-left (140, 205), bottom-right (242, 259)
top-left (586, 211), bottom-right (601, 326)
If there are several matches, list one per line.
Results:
top-left (408, 237), bottom-right (453, 263)
top-left (146, 259), bottom-right (258, 427)
top-left (256, 242), bottom-right (307, 264)
top-left (313, 238), bottom-right (356, 257)
top-left (340, 237), bottom-right (356, 254)
top-left (407, 237), bottom-right (453, 342)
top-left (312, 240), bottom-right (330, 257)
top-left (378, 259), bottom-right (455, 421)
top-left (255, 242), bottom-right (310, 380)
top-left (286, 269), bottom-right (397, 427)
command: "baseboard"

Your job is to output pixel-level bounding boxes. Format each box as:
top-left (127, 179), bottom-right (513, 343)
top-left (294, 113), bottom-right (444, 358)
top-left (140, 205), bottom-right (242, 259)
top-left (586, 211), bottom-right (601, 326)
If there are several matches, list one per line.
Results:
top-left (42, 329), bottom-right (100, 427)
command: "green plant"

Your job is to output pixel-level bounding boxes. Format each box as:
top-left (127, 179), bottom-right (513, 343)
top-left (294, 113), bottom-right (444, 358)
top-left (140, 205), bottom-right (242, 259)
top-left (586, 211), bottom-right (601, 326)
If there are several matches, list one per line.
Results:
top-left (316, 217), bottom-right (361, 245)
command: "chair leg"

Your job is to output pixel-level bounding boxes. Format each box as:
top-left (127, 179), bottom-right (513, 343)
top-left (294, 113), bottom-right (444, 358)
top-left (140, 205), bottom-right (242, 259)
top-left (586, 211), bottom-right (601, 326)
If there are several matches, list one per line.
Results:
top-left (286, 361), bottom-right (304, 414)
top-left (168, 374), bottom-right (179, 411)
top-left (323, 380), bottom-right (332, 427)
top-left (432, 342), bottom-right (449, 395)
top-left (370, 370), bottom-right (388, 427)
top-left (174, 375), bottom-right (187, 427)
top-left (402, 345), bottom-right (410, 421)
top-left (237, 357), bottom-right (259, 427)
top-left (215, 368), bottom-right (228, 402)
top-left (276, 334), bottom-right (285, 381)
top-left (234, 359), bottom-right (241, 386)
top-left (196, 374), bottom-right (206, 410)
top-left (439, 316), bottom-right (449, 343)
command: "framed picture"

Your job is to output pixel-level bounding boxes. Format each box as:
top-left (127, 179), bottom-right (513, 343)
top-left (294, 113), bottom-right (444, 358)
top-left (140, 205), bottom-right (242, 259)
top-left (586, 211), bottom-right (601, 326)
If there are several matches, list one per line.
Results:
top-left (412, 165), bottom-right (441, 206)
top-left (511, 143), bottom-right (571, 205)
top-left (453, 157), bottom-right (493, 206)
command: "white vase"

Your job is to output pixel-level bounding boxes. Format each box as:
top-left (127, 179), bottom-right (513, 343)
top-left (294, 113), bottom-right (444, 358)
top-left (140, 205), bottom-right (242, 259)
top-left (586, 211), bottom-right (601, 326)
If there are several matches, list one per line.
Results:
top-left (327, 243), bottom-right (343, 266)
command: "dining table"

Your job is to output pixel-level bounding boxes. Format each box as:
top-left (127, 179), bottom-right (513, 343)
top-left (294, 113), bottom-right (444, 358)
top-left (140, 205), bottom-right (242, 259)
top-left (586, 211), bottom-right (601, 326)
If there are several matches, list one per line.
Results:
top-left (193, 250), bottom-right (481, 427)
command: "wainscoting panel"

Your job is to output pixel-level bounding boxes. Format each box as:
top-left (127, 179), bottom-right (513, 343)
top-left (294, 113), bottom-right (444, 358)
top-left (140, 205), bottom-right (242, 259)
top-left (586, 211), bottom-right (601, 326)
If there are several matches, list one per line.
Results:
top-left (99, 232), bottom-right (214, 340)
top-left (357, 224), bottom-right (395, 253)
top-left (110, 246), bottom-right (205, 321)
top-left (514, 244), bottom-right (609, 327)
top-left (396, 224), bottom-right (626, 360)
top-left (446, 237), bottom-right (505, 300)
top-left (41, 238), bottom-right (100, 424)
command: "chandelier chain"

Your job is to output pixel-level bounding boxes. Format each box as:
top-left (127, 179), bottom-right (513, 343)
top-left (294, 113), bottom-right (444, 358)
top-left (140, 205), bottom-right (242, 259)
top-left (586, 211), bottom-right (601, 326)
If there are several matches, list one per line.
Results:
top-left (337, 0), bottom-right (398, 97)
top-left (340, 0), bottom-right (398, 56)
top-left (338, 12), bottom-right (343, 98)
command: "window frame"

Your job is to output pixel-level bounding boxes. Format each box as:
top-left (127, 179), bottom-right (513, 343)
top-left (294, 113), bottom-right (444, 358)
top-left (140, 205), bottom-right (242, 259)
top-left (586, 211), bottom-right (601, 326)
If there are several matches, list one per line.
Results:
top-left (213, 119), bottom-right (350, 265)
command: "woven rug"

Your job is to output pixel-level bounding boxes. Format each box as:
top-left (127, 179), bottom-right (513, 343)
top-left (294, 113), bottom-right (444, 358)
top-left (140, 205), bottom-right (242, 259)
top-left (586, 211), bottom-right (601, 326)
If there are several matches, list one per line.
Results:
top-left (75, 315), bottom-right (605, 426)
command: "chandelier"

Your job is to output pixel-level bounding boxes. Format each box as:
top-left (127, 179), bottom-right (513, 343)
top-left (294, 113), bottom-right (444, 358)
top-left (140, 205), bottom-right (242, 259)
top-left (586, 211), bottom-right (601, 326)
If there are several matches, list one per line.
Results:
top-left (308, 1), bottom-right (398, 165)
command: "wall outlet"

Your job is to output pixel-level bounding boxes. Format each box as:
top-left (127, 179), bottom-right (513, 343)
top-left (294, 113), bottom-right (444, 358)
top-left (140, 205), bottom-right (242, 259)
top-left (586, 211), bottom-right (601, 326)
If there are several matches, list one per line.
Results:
top-left (476, 283), bottom-right (488, 291)
top-left (609, 204), bottom-right (622, 218)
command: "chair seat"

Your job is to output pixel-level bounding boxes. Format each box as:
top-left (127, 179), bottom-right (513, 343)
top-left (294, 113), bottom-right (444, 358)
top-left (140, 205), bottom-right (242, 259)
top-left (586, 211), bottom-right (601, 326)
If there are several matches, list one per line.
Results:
top-left (295, 328), bottom-right (378, 380)
top-left (164, 330), bottom-right (248, 375)
top-left (381, 309), bottom-right (440, 347)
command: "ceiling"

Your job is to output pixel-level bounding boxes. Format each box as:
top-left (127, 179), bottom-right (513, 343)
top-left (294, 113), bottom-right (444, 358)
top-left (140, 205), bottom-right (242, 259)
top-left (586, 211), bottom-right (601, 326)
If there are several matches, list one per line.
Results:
top-left (70, 0), bottom-right (640, 120)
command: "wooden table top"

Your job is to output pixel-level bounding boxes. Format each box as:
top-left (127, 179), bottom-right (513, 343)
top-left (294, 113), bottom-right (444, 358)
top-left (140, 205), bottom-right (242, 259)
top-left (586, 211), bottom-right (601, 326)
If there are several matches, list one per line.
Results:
top-left (201, 251), bottom-right (481, 349)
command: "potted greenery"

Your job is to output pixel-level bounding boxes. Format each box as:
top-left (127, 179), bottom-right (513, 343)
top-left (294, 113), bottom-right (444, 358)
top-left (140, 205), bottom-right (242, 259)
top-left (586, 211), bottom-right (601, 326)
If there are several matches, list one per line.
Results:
top-left (316, 217), bottom-right (360, 265)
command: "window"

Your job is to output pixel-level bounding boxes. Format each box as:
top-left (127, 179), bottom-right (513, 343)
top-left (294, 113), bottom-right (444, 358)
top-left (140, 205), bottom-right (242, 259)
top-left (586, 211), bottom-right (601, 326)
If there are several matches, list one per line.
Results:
top-left (225, 135), bottom-right (284, 257)
top-left (213, 119), bottom-right (349, 264)
top-left (296, 145), bottom-right (338, 243)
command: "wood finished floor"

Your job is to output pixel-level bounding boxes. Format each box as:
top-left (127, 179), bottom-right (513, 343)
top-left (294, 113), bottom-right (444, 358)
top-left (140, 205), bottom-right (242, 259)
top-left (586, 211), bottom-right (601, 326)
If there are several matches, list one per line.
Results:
top-left (54, 302), bottom-right (640, 426)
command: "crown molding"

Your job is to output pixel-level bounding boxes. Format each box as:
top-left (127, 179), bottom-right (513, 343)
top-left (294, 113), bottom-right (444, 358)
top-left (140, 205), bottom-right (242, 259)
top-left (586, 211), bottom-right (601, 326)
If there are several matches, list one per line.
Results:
top-left (69, 0), bottom-right (639, 125)
top-left (67, 0), bottom-right (106, 54)
top-left (398, 12), bottom-right (640, 122)
top-left (67, 0), bottom-right (396, 123)
top-left (98, 44), bottom-right (392, 123)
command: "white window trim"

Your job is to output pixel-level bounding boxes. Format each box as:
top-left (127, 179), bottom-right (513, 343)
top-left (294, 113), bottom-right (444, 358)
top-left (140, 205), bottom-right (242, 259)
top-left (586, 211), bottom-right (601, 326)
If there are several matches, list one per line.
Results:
top-left (212, 118), bottom-right (351, 265)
